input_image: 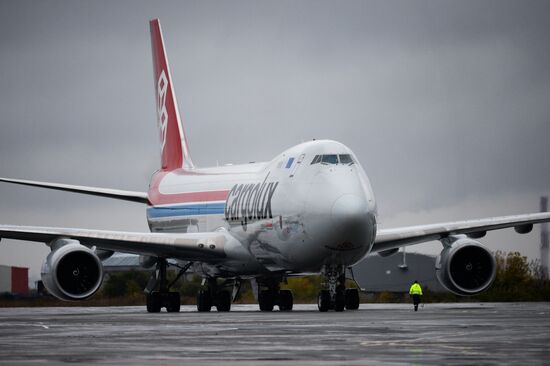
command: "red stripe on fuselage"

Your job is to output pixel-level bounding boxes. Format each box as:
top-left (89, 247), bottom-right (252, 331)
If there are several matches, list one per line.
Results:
top-left (148, 170), bottom-right (231, 205)
top-left (147, 169), bottom-right (231, 206)
top-left (148, 189), bottom-right (230, 205)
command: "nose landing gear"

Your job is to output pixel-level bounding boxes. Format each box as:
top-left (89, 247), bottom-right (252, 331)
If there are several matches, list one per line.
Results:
top-left (318, 265), bottom-right (360, 312)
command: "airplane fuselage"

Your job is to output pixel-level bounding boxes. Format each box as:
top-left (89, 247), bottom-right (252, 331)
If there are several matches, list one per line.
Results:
top-left (146, 140), bottom-right (378, 277)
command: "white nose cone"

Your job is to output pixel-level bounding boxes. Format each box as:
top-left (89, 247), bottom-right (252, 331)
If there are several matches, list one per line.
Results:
top-left (328, 194), bottom-right (373, 257)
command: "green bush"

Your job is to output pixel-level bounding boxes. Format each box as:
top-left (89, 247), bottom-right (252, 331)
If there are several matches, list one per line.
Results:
top-left (100, 270), bottom-right (150, 298)
top-left (475, 251), bottom-right (550, 302)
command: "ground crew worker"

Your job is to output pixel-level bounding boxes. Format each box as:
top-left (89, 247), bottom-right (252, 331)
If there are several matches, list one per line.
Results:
top-left (409, 280), bottom-right (423, 311)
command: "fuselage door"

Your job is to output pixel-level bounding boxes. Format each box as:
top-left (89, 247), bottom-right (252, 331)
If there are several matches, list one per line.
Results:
top-left (289, 154), bottom-right (305, 178)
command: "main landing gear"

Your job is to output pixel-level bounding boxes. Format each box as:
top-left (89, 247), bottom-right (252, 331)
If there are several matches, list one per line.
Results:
top-left (145, 259), bottom-right (191, 313)
top-left (196, 278), bottom-right (238, 312)
top-left (257, 278), bottom-right (294, 312)
top-left (317, 265), bottom-right (360, 312)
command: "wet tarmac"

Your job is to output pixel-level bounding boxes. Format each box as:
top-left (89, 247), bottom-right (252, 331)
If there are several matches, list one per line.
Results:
top-left (0, 303), bottom-right (549, 365)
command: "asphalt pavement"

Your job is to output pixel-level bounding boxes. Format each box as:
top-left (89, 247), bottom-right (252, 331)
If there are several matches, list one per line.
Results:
top-left (0, 302), bottom-right (549, 365)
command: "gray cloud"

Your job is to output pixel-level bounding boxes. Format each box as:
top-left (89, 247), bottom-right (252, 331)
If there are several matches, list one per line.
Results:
top-left (1, 0), bottom-right (549, 281)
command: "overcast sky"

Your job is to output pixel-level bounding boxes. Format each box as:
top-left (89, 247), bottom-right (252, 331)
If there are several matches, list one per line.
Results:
top-left (1, 0), bottom-right (549, 282)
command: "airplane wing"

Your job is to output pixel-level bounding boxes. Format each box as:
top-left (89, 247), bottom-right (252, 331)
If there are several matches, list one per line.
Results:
top-left (0, 177), bottom-right (149, 204)
top-left (0, 225), bottom-right (227, 262)
top-left (372, 212), bottom-right (550, 253)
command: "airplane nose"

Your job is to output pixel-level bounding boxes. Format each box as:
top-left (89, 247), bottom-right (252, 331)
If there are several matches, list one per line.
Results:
top-left (331, 194), bottom-right (368, 222)
top-left (328, 194), bottom-right (373, 254)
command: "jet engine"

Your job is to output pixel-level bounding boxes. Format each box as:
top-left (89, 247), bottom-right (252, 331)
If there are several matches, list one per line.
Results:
top-left (436, 237), bottom-right (496, 296)
top-left (41, 239), bottom-right (104, 300)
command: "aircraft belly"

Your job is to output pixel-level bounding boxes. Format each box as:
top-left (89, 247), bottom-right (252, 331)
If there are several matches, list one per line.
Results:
top-left (193, 260), bottom-right (269, 278)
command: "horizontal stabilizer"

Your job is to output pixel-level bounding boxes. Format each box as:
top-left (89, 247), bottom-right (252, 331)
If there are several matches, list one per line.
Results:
top-left (0, 177), bottom-right (149, 204)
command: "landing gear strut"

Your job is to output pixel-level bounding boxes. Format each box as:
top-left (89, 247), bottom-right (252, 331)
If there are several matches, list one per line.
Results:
top-left (257, 278), bottom-right (294, 312)
top-left (317, 265), bottom-right (360, 312)
top-left (145, 259), bottom-right (191, 313)
top-left (196, 278), bottom-right (237, 312)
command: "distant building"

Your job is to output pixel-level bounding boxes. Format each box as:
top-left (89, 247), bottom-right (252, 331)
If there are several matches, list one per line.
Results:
top-left (353, 252), bottom-right (446, 293)
top-left (102, 254), bottom-right (178, 272)
top-left (0, 265), bottom-right (29, 295)
top-left (103, 254), bottom-right (146, 272)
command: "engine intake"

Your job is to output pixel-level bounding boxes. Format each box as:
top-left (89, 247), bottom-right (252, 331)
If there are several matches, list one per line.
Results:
top-left (41, 239), bottom-right (104, 300)
top-left (436, 237), bottom-right (496, 296)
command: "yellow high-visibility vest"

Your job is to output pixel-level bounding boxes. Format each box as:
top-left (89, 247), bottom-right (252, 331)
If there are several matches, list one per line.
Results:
top-left (409, 283), bottom-right (423, 295)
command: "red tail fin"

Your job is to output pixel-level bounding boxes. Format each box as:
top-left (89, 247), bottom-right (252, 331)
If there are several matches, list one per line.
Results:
top-left (150, 19), bottom-right (194, 171)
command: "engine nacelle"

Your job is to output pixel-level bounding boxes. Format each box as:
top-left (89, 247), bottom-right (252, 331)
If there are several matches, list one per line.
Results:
top-left (41, 239), bottom-right (104, 300)
top-left (436, 237), bottom-right (496, 296)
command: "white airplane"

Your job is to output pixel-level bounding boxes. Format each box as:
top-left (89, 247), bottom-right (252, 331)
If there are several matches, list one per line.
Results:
top-left (1, 19), bottom-right (549, 313)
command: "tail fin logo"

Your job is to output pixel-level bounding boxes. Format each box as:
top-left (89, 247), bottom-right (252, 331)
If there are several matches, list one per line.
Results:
top-left (157, 70), bottom-right (168, 152)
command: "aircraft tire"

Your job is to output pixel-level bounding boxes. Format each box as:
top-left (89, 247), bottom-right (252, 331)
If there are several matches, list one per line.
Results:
top-left (166, 292), bottom-right (181, 313)
top-left (259, 290), bottom-right (275, 311)
top-left (146, 292), bottom-right (161, 313)
top-left (345, 288), bottom-right (360, 310)
top-left (278, 289), bottom-right (293, 311)
top-left (197, 289), bottom-right (212, 312)
top-left (317, 290), bottom-right (330, 312)
top-left (215, 291), bottom-right (231, 312)
top-left (334, 291), bottom-right (346, 312)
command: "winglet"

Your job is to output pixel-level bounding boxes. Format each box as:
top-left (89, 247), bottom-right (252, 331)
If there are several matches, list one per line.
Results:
top-left (150, 18), bottom-right (194, 171)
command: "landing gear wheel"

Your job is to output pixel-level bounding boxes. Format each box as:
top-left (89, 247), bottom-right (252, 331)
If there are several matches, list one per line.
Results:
top-left (144, 259), bottom-right (189, 313)
top-left (259, 290), bottom-right (275, 311)
top-left (147, 291), bottom-right (180, 312)
top-left (345, 288), bottom-right (360, 310)
top-left (278, 289), bottom-right (293, 311)
top-left (319, 264), bottom-right (349, 312)
top-left (197, 289), bottom-right (212, 312)
top-left (146, 292), bottom-right (161, 313)
top-left (215, 291), bottom-right (231, 312)
top-left (166, 292), bottom-right (181, 313)
top-left (317, 290), bottom-right (330, 312)
top-left (334, 290), bottom-right (346, 312)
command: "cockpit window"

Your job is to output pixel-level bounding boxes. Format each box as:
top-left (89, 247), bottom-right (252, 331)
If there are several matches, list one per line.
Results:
top-left (339, 154), bottom-right (354, 165)
top-left (311, 154), bottom-right (355, 165)
top-left (321, 154), bottom-right (338, 164)
top-left (311, 155), bottom-right (321, 165)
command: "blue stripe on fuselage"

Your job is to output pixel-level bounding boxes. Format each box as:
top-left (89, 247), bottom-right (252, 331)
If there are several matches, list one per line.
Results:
top-left (147, 202), bottom-right (225, 219)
